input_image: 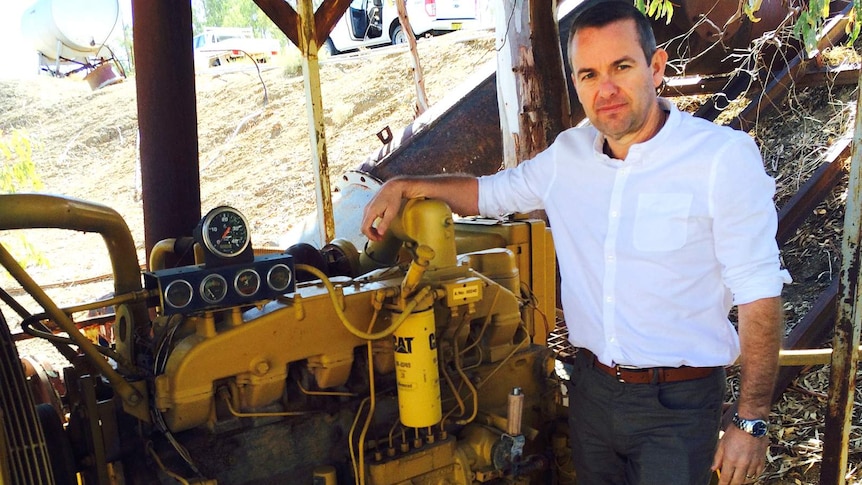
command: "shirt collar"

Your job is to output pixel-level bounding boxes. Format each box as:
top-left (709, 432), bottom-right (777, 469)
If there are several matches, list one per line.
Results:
top-left (591, 97), bottom-right (680, 163)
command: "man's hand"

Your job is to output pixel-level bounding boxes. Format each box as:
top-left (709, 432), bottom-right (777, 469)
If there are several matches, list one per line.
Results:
top-left (360, 175), bottom-right (480, 241)
top-left (713, 427), bottom-right (768, 484)
top-left (361, 179), bottom-right (407, 242)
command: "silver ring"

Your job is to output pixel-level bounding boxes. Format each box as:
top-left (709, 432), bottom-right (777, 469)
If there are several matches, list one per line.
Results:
top-left (745, 474), bottom-right (756, 479)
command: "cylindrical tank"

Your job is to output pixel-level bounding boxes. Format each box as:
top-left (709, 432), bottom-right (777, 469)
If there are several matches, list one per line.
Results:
top-left (21, 0), bottom-right (119, 61)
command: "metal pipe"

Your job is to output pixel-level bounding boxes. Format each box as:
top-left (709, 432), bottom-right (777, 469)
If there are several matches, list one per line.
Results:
top-left (132, 0), bottom-right (201, 264)
top-left (0, 243), bottom-right (142, 408)
top-left (0, 194), bottom-right (144, 302)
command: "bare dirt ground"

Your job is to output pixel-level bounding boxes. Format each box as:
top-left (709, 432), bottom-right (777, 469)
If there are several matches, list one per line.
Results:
top-left (0, 27), bottom-right (860, 484)
top-left (0, 29), bottom-right (497, 305)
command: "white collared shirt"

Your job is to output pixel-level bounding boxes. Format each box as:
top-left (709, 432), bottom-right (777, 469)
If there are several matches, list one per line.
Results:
top-left (477, 98), bottom-right (791, 368)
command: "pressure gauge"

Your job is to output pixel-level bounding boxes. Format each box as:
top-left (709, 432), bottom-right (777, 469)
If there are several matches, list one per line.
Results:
top-left (200, 274), bottom-right (228, 304)
top-left (234, 268), bottom-right (261, 297)
top-left (164, 279), bottom-right (193, 309)
top-left (200, 206), bottom-right (251, 259)
top-left (266, 264), bottom-right (293, 293)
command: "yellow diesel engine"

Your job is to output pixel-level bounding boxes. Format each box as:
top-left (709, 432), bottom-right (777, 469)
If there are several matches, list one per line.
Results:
top-left (0, 193), bottom-right (572, 485)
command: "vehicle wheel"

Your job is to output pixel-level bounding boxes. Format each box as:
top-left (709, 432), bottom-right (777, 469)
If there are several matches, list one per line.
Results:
top-left (391, 25), bottom-right (407, 45)
top-left (322, 38), bottom-right (340, 56)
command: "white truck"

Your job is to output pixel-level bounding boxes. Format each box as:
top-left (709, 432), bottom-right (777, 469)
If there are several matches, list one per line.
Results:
top-left (323, 0), bottom-right (479, 54)
top-left (193, 27), bottom-right (281, 70)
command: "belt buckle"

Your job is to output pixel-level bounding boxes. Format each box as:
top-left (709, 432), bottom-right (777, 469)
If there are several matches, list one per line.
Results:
top-left (614, 364), bottom-right (643, 383)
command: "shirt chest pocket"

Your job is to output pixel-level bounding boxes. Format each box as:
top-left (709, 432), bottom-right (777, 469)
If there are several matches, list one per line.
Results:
top-left (632, 193), bottom-right (693, 251)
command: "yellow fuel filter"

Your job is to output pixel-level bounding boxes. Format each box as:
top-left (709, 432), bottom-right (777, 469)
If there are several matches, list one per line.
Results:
top-left (393, 307), bottom-right (442, 428)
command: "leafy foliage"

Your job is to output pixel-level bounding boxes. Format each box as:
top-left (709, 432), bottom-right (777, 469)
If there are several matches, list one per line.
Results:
top-left (0, 130), bottom-right (46, 267)
top-left (194, 0), bottom-right (285, 42)
top-left (0, 130), bottom-right (42, 194)
top-left (635, 0), bottom-right (674, 24)
top-left (791, 0), bottom-right (861, 53)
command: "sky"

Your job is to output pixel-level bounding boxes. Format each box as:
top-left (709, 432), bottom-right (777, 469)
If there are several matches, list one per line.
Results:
top-left (0, 0), bottom-right (132, 80)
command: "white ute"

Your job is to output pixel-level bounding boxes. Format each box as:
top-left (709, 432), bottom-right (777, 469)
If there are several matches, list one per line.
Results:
top-left (324, 0), bottom-right (478, 54)
top-left (194, 27), bottom-right (281, 70)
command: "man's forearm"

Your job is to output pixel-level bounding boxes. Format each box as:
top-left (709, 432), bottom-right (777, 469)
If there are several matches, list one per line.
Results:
top-left (736, 296), bottom-right (784, 418)
top-left (394, 175), bottom-right (479, 216)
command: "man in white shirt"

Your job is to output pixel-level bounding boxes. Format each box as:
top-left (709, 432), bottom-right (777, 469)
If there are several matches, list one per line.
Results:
top-left (360, 1), bottom-right (789, 483)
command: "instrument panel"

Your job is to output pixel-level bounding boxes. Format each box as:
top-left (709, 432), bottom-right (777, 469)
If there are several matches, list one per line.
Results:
top-left (145, 206), bottom-right (294, 315)
top-left (145, 253), bottom-right (295, 315)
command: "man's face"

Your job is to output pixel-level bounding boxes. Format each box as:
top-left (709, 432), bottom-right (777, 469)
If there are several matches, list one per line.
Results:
top-left (570, 18), bottom-right (666, 144)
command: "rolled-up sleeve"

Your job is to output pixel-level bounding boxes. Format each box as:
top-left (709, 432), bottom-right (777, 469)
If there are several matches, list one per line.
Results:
top-left (477, 149), bottom-right (559, 217)
top-left (710, 134), bottom-right (792, 305)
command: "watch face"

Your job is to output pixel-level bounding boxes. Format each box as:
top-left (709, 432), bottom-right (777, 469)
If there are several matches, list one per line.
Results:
top-left (751, 420), bottom-right (768, 438)
top-left (734, 414), bottom-right (768, 438)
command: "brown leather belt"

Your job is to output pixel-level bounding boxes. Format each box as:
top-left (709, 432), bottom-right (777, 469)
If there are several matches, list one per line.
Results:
top-left (583, 349), bottom-right (718, 384)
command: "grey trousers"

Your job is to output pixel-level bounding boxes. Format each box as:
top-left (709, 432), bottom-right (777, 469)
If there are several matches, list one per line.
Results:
top-left (566, 351), bottom-right (726, 485)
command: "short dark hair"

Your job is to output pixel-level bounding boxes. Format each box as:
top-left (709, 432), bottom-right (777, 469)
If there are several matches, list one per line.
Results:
top-left (567, 1), bottom-right (657, 69)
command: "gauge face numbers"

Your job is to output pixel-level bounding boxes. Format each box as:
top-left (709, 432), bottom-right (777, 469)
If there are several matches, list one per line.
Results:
top-left (164, 280), bottom-right (193, 309)
top-left (266, 264), bottom-right (293, 293)
top-left (200, 274), bottom-right (228, 304)
top-left (234, 268), bottom-right (261, 297)
top-left (201, 207), bottom-right (250, 259)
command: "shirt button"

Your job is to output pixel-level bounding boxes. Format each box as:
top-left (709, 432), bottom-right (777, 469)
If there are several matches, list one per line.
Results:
top-left (606, 254), bottom-right (615, 261)
top-left (610, 211), bottom-right (619, 218)
top-left (609, 337), bottom-right (616, 343)
top-left (605, 296), bottom-right (613, 303)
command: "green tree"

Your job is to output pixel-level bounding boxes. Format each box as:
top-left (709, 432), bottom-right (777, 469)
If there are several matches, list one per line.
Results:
top-left (0, 130), bottom-right (46, 267)
top-left (0, 130), bottom-right (42, 194)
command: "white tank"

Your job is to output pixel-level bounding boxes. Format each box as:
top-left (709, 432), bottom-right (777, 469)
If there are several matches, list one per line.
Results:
top-left (21, 0), bottom-right (119, 61)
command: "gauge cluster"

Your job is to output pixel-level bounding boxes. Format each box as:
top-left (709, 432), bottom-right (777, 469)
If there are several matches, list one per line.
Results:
top-left (144, 253), bottom-right (295, 316)
top-left (145, 206), bottom-right (295, 316)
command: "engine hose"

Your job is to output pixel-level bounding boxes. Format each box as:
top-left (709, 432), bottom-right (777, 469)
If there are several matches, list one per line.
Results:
top-left (294, 263), bottom-right (432, 341)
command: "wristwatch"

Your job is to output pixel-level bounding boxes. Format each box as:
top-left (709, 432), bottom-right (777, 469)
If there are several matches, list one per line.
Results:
top-left (732, 413), bottom-right (768, 438)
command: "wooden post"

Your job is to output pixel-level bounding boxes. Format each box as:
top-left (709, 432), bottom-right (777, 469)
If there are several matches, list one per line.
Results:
top-left (297, 0), bottom-right (336, 245)
top-left (495, 0), bottom-right (571, 168)
top-left (395, 0), bottom-right (429, 116)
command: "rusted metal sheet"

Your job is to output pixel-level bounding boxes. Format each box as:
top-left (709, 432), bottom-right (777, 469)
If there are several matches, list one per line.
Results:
top-left (821, 66), bottom-right (862, 485)
top-left (358, 70), bottom-right (505, 178)
top-left (132, 0), bottom-right (201, 264)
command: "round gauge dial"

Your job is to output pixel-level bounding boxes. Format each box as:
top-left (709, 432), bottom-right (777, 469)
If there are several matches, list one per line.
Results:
top-left (201, 207), bottom-right (250, 258)
top-left (164, 280), bottom-right (193, 309)
top-left (266, 264), bottom-right (293, 293)
top-left (234, 268), bottom-right (261, 297)
top-left (200, 274), bottom-right (228, 304)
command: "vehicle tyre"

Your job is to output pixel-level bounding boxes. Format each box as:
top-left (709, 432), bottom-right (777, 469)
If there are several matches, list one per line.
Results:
top-left (322, 38), bottom-right (340, 56)
top-left (391, 25), bottom-right (407, 45)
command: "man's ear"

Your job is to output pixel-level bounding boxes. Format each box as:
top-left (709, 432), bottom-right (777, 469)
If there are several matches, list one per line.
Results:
top-left (651, 48), bottom-right (669, 88)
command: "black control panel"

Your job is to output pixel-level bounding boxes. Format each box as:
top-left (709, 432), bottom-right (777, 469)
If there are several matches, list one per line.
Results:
top-left (145, 253), bottom-right (295, 316)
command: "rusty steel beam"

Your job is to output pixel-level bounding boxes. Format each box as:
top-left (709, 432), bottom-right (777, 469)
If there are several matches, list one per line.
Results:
top-left (298, 0), bottom-right (336, 244)
top-left (821, 66), bottom-right (862, 485)
top-left (729, 4), bottom-right (852, 131)
top-left (662, 63), bottom-right (860, 98)
top-left (777, 134), bottom-right (851, 246)
top-left (772, 278), bottom-right (839, 402)
top-left (254, 0), bottom-right (353, 49)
